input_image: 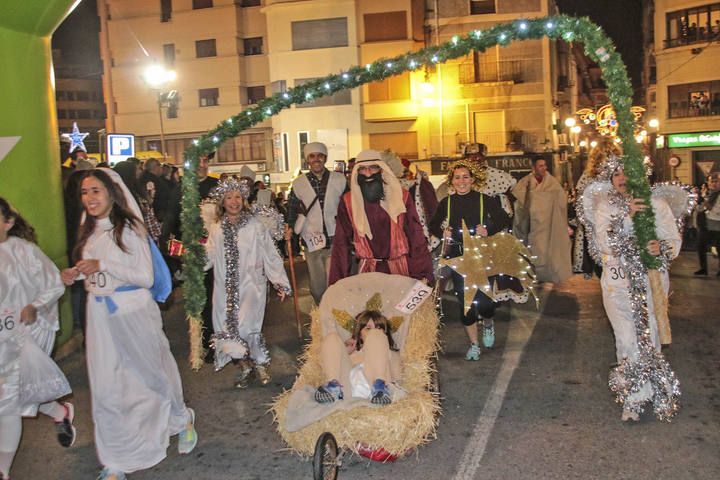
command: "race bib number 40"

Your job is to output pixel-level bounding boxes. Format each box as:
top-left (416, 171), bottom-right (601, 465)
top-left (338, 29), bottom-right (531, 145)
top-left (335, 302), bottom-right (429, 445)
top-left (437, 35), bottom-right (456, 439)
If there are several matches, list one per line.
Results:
top-left (303, 232), bottom-right (326, 253)
top-left (0, 308), bottom-right (17, 340)
top-left (85, 271), bottom-right (115, 295)
top-left (395, 282), bottom-right (433, 315)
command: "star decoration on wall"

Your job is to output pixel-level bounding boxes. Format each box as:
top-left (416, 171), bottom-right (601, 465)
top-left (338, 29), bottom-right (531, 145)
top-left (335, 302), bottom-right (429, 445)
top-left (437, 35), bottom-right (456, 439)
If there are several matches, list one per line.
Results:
top-left (60, 122), bottom-right (89, 153)
top-left (439, 221), bottom-right (536, 313)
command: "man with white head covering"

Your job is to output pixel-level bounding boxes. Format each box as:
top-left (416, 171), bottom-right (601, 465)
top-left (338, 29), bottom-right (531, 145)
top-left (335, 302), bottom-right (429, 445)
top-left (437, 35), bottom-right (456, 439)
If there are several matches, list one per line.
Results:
top-left (285, 142), bottom-right (347, 304)
top-left (328, 149), bottom-right (434, 285)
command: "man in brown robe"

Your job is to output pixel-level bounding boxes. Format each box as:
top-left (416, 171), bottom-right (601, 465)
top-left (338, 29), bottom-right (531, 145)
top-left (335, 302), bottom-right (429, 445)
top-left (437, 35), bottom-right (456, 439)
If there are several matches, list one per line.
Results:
top-left (512, 158), bottom-right (573, 283)
top-left (328, 149), bottom-right (434, 285)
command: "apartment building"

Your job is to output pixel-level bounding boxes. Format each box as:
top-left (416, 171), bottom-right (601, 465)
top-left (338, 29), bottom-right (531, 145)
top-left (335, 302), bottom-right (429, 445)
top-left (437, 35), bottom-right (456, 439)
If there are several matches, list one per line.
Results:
top-left (99, 0), bottom-right (272, 169)
top-left (652, 0), bottom-right (720, 184)
top-left (100, 0), bottom-right (569, 184)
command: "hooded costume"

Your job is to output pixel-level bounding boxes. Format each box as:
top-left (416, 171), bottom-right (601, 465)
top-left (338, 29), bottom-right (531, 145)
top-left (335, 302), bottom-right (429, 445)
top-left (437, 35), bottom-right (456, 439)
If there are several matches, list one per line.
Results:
top-left (328, 150), bottom-right (433, 285)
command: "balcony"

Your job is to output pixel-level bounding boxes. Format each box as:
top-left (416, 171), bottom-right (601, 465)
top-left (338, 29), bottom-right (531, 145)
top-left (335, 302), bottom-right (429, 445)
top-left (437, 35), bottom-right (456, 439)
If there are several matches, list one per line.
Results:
top-left (664, 30), bottom-right (720, 49)
top-left (668, 103), bottom-right (720, 119)
top-left (458, 59), bottom-right (541, 85)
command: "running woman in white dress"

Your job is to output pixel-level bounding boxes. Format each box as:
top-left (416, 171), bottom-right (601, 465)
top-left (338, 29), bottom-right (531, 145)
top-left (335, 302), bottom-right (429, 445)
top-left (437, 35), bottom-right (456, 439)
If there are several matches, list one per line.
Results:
top-left (0, 198), bottom-right (75, 480)
top-left (60, 169), bottom-right (197, 480)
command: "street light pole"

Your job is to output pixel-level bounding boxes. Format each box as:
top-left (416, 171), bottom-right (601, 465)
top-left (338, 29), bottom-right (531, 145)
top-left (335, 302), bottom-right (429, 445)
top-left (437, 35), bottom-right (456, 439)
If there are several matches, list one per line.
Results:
top-left (157, 93), bottom-right (167, 159)
top-left (142, 64), bottom-right (176, 161)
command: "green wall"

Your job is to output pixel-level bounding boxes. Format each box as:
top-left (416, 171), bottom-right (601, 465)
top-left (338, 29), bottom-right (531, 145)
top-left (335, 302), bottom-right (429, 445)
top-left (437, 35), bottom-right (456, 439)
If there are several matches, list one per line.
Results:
top-left (0, 0), bottom-right (83, 344)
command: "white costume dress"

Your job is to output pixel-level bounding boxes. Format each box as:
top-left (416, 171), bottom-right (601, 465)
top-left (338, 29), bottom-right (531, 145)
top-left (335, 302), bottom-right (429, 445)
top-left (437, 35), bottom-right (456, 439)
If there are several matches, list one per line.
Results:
top-left (205, 213), bottom-right (291, 370)
top-left (582, 182), bottom-right (684, 419)
top-left (83, 218), bottom-right (191, 473)
top-left (0, 237), bottom-right (70, 417)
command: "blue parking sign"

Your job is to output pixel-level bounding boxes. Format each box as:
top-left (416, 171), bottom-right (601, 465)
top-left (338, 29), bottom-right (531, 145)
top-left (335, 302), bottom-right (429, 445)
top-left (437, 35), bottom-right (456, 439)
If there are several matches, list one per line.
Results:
top-left (107, 133), bottom-right (135, 165)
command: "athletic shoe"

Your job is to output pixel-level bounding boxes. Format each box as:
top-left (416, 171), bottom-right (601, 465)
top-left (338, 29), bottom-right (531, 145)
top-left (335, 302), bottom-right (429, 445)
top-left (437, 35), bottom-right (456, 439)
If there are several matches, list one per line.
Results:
top-left (483, 323), bottom-right (495, 349)
top-left (370, 379), bottom-right (392, 405)
top-left (315, 379), bottom-right (344, 404)
top-left (96, 469), bottom-right (126, 480)
top-left (55, 402), bottom-right (76, 448)
top-left (255, 364), bottom-right (271, 386)
top-left (465, 343), bottom-right (481, 361)
top-left (178, 408), bottom-right (198, 455)
top-left (694, 269), bottom-right (708, 276)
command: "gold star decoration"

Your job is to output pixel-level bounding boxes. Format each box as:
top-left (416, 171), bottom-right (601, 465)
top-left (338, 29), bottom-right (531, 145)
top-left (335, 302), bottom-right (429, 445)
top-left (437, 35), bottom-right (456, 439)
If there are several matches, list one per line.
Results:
top-left (439, 220), bottom-right (536, 313)
top-left (332, 293), bottom-right (404, 333)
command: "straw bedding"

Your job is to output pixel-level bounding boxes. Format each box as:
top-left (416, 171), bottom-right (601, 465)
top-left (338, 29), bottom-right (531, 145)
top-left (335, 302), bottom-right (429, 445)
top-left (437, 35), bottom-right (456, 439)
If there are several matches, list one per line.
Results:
top-left (271, 290), bottom-right (441, 456)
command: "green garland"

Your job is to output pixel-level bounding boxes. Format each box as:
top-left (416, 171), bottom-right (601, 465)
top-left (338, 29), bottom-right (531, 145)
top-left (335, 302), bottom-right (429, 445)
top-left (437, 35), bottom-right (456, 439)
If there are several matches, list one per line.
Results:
top-left (181, 14), bottom-right (659, 367)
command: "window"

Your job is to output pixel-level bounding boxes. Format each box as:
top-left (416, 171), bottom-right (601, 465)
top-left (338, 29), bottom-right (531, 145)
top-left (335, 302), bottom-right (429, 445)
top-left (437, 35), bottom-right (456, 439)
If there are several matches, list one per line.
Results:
top-left (196, 39), bottom-right (217, 58)
top-left (295, 78), bottom-right (351, 107)
top-left (368, 73), bottom-right (410, 101)
top-left (161, 0), bottom-right (172, 22)
top-left (247, 86), bottom-right (266, 104)
top-left (217, 133), bottom-right (266, 162)
top-left (243, 37), bottom-right (263, 55)
top-left (77, 109), bottom-right (91, 119)
top-left (292, 18), bottom-right (348, 50)
top-left (199, 88), bottom-right (219, 107)
top-left (241, 0), bottom-right (261, 6)
top-left (665, 3), bottom-right (720, 48)
top-left (66, 91), bottom-right (76, 101)
top-left (163, 43), bottom-right (175, 65)
top-left (364, 11), bottom-right (407, 42)
top-left (271, 80), bottom-right (287, 94)
top-left (192, 0), bottom-right (213, 9)
top-left (668, 81), bottom-right (720, 117)
top-left (470, 0), bottom-right (496, 15)
top-left (56, 91), bottom-right (67, 101)
top-left (76, 91), bottom-right (89, 101)
top-left (57, 110), bottom-right (67, 119)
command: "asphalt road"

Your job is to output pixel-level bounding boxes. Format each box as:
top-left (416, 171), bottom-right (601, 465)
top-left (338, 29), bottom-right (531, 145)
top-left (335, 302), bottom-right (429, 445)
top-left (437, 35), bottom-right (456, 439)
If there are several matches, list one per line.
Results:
top-left (11, 252), bottom-right (720, 479)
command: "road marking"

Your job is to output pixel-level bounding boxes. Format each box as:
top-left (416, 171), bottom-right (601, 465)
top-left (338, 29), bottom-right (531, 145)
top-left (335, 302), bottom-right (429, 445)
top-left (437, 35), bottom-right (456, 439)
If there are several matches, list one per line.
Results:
top-left (453, 311), bottom-right (540, 480)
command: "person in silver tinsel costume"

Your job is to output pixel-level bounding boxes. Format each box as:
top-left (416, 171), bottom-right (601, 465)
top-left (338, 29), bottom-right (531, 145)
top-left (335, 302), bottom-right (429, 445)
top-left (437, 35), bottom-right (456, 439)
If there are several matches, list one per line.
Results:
top-left (205, 176), bottom-right (291, 388)
top-left (579, 155), bottom-right (684, 422)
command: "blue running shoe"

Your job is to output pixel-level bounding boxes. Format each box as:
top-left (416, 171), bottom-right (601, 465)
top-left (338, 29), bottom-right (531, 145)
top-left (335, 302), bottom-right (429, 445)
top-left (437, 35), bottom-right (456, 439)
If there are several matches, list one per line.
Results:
top-left (465, 343), bottom-right (481, 361)
top-left (315, 379), bottom-right (344, 404)
top-left (483, 323), bottom-right (495, 349)
top-left (370, 379), bottom-right (392, 405)
top-left (178, 408), bottom-right (198, 455)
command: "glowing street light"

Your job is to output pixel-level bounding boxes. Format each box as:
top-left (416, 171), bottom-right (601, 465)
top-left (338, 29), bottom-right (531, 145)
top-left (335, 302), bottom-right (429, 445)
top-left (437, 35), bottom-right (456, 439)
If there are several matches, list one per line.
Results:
top-left (648, 118), bottom-right (659, 129)
top-left (142, 64), bottom-right (177, 159)
top-left (564, 117), bottom-right (576, 128)
top-left (570, 125), bottom-right (582, 134)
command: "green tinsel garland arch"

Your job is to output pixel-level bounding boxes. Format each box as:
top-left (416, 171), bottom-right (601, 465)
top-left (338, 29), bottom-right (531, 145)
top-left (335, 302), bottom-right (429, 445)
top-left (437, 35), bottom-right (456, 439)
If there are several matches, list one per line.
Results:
top-left (181, 14), bottom-right (658, 369)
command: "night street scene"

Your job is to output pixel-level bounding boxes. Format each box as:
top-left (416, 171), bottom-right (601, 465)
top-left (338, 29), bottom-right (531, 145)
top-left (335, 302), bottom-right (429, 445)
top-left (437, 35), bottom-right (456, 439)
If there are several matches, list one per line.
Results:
top-left (1, 1), bottom-right (719, 479)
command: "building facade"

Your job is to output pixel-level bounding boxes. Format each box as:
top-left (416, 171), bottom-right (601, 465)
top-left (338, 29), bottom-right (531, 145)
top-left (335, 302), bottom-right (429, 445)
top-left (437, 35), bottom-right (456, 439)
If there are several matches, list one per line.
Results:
top-left (99, 0), bottom-right (568, 186)
top-left (652, 0), bottom-right (720, 184)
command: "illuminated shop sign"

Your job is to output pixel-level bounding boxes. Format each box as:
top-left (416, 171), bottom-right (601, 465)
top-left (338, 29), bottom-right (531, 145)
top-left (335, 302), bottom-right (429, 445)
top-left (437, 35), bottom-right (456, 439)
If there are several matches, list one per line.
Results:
top-left (667, 132), bottom-right (720, 148)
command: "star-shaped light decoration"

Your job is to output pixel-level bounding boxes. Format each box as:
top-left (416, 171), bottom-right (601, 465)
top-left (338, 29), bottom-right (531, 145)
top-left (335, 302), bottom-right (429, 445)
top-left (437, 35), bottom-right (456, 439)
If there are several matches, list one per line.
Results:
top-left (439, 220), bottom-right (537, 314)
top-left (60, 122), bottom-right (89, 153)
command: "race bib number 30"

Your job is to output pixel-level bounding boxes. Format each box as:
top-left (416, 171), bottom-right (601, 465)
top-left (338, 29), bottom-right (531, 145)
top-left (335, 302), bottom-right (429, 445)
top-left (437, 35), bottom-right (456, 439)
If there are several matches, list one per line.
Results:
top-left (395, 282), bottom-right (433, 315)
top-left (606, 264), bottom-right (627, 286)
top-left (303, 232), bottom-right (326, 253)
top-left (0, 308), bottom-right (17, 340)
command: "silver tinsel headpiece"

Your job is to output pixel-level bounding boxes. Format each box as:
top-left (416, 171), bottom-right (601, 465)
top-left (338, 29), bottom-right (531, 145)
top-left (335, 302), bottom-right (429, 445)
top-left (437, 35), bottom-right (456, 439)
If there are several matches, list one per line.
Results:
top-left (596, 153), bottom-right (624, 182)
top-left (210, 177), bottom-right (252, 202)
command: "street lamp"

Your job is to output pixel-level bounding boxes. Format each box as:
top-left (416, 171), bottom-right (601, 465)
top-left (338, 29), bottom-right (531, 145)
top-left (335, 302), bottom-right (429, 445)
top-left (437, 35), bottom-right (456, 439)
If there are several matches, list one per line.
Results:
top-left (564, 117), bottom-right (576, 128)
top-left (142, 64), bottom-right (176, 159)
top-left (648, 118), bottom-right (660, 129)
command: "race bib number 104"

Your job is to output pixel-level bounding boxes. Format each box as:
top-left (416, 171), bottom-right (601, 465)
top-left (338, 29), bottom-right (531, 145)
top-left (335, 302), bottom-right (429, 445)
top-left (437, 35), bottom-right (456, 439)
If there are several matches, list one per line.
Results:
top-left (303, 232), bottom-right (326, 253)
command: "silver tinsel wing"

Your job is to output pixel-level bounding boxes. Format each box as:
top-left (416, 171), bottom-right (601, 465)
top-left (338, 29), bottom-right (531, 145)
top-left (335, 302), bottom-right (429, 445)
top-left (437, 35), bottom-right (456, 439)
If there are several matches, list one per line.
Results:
top-left (577, 180), bottom-right (613, 265)
top-left (250, 204), bottom-right (285, 241)
top-left (651, 182), bottom-right (697, 232)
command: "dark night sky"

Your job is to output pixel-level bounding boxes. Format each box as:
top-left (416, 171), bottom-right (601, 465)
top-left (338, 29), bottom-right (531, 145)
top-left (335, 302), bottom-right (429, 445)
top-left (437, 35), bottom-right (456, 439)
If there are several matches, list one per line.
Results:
top-left (52, 0), bottom-right (100, 68)
top-left (557, 0), bottom-right (644, 94)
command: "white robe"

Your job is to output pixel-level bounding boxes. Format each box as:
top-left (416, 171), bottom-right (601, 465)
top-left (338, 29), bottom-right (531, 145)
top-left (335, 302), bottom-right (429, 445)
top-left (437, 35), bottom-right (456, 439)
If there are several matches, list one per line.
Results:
top-left (205, 216), bottom-right (291, 369)
top-left (0, 237), bottom-right (69, 417)
top-left (595, 197), bottom-right (681, 403)
top-left (82, 218), bottom-right (190, 473)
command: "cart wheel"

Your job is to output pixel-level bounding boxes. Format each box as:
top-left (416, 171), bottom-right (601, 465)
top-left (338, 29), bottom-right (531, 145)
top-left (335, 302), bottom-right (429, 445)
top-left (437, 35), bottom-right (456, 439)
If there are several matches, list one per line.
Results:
top-left (313, 432), bottom-right (339, 480)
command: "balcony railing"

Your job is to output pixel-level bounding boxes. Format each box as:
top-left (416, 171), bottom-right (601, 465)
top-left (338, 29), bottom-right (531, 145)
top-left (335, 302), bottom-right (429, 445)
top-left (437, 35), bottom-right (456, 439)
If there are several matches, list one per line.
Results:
top-left (664, 30), bottom-right (720, 48)
top-left (669, 103), bottom-right (720, 119)
top-left (458, 58), bottom-right (544, 85)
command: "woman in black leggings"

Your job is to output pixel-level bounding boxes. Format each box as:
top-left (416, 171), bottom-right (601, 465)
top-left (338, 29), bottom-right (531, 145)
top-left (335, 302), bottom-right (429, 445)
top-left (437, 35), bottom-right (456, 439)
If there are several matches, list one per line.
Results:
top-left (430, 160), bottom-right (524, 360)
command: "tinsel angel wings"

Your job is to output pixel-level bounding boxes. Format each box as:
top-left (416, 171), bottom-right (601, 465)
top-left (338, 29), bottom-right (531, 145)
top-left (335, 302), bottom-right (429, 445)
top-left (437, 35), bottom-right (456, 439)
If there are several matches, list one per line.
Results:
top-left (439, 220), bottom-right (536, 313)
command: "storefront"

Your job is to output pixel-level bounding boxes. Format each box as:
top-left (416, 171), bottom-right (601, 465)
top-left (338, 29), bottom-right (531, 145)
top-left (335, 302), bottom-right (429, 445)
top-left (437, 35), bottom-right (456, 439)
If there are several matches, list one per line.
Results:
top-left (665, 131), bottom-right (720, 185)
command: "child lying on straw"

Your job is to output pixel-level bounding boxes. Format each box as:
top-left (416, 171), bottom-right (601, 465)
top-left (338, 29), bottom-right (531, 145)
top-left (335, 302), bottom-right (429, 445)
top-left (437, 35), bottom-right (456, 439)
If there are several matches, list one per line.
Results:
top-left (315, 310), bottom-right (401, 406)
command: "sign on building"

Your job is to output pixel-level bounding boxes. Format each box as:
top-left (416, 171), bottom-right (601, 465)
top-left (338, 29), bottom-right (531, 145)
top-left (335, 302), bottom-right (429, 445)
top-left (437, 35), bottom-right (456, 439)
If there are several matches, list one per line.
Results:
top-left (668, 131), bottom-right (720, 148)
top-left (107, 133), bottom-right (135, 165)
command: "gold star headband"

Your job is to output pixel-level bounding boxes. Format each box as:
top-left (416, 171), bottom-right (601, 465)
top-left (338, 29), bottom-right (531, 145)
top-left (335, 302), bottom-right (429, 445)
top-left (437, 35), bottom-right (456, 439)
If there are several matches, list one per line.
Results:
top-left (332, 292), bottom-right (404, 333)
